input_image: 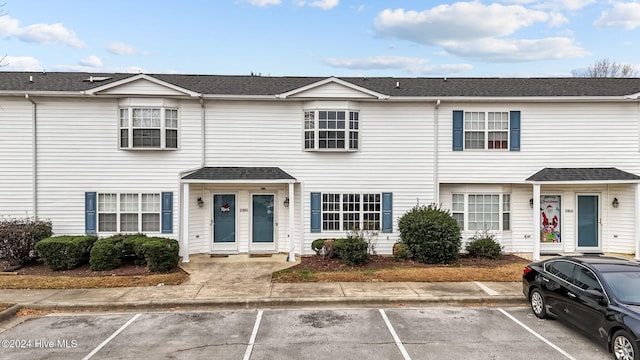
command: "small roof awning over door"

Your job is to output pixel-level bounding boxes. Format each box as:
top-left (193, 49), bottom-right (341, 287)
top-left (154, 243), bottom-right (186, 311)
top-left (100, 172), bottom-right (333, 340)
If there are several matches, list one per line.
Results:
top-left (181, 167), bottom-right (296, 183)
top-left (526, 167), bottom-right (640, 184)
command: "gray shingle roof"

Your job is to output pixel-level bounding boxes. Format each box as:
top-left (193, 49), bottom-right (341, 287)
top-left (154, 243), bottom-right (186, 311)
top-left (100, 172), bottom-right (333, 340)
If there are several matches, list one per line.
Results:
top-left (526, 168), bottom-right (640, 182)
top-left (182, 167), bottom-right (296, 181)
top-left (2, 71), bottom-right (640, 97)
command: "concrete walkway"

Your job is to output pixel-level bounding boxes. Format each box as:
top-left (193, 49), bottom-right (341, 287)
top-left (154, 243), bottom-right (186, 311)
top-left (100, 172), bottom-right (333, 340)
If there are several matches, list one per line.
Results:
top-left (0, 254), bottom-right (526, 320)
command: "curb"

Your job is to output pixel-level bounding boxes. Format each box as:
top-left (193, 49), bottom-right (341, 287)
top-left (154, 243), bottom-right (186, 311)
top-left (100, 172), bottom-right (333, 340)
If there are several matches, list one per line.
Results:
top-left (10, 295), bottom-right (527, 313)
top-left (0, 304), bottom-right (22, 323)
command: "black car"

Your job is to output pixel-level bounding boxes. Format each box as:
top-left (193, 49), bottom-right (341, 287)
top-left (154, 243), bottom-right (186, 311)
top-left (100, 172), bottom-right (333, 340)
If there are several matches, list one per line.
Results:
top-left (523, 255), bottom-right (640, 360)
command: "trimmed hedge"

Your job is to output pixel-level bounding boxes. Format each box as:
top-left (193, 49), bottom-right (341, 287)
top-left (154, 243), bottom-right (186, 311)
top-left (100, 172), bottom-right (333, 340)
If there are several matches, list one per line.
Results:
top-left (35, 235), bottom-right (98, 271)
top-left (89, 234), bottom-right (179, 272)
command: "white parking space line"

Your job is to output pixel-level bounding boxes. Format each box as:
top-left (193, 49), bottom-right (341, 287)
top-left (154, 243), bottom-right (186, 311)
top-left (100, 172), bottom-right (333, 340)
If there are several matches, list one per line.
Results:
top-left (498, 308), bottom-right (577, 360)
top-left (82, 313), bottom-right (141, 360)
top-left (474, 281), bottom-right (498, 296)
top-left (379, 309), bottom-right (412, 360)
top-left (243, 310), bottom-right (264, 360)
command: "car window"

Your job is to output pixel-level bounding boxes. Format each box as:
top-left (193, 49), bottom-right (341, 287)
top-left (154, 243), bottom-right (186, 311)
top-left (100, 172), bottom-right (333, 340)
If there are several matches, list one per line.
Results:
top-left (545, 260), bottom-right (575, 282)
top-left (572, 265), bottom-right (602, 292)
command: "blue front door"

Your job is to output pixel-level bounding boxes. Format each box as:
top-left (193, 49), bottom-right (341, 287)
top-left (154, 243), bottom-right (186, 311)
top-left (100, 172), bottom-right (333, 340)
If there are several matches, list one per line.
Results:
top-left (213, 194), bottom-right (236, 249)
top-left (577, 195), bottom-right (599, 249)
top-left (252, 194), bottom-right (274, 246)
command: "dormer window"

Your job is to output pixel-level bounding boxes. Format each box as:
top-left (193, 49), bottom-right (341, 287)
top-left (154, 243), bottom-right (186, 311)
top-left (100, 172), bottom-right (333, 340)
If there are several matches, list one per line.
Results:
top-left (304, 109), bottom-right (359, 151)
top-left (119, 107), bottom-right (178, 149)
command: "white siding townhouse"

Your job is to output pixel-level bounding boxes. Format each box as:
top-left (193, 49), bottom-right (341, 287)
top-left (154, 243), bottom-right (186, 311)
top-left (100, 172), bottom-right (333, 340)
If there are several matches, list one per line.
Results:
top-left (2, 72), bottom-right (640, 261)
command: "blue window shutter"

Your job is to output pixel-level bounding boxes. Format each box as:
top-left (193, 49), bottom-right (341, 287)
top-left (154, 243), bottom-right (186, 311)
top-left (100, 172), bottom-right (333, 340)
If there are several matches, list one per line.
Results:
top-left (453, 110), bottom-right (464, 151)
top-left (510, 111), bottom-right (521, 151)
top-left (161, 192), bottom-right (173, 233)
top-left (311, 192), bottom-right (321, 233)
top-left (382, 192), bottom-right (393, 233)
top-left (85, 192), bottom-right (97, 234)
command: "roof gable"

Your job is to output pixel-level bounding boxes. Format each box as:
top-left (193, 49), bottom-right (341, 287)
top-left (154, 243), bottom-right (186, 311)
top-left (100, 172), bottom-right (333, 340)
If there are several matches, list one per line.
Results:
top-left (85, 74), bottom-right (200, 97)
top-left (279, 77), bottom-right (387, 100)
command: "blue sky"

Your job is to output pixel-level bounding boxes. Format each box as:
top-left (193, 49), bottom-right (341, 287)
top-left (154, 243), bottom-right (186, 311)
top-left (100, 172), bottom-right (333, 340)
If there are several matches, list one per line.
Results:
top-left (0, 0), bottom-right (639, 77)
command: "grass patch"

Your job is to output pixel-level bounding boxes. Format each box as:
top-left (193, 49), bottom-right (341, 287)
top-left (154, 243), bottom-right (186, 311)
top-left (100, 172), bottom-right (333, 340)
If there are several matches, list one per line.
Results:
top-left (272, 262), bottom-right (526, 283)
top-left (0, 272), bottom-right (189, 289)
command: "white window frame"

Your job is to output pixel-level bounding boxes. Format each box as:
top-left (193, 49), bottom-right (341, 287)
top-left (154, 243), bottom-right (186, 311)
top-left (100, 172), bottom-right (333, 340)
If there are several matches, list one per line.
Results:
top-left (321, 193), bottom-right (380, 231)
top-left (119, 107), bottom-right (179, 150)
top-left (303, 109), bottom-right (359, 151)
top-left (97, 192), bottom-right (162, 233)
top-left (452, 193), bottom-right (511, 231)
top-left (464, 111), bottom-right (509, 150)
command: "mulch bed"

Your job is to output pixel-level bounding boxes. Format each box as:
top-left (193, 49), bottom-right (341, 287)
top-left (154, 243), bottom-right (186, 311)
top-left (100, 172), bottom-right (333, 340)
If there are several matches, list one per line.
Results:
top-left (286, 254), bottom-right (528, 272)
top-left (0, 259), bottom-right (183, 277)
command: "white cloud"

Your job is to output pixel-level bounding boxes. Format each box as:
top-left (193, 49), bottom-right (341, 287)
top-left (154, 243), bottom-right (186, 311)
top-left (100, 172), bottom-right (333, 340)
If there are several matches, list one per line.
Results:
top-left (0, 16), bottom-right (84, 48)
top-left (374, 2), bottom-right (551, 44)
top-left (78, 55), bottom-right (103, 68)
top-left (442, 37), bottom-right (589, 62)
top-left (594, 2), bottom-right (640, 30)
top-left (323, 55), bottom-right (473, 75)
top-left (373, 1), bottom-right (586, 62)
top-left (107, 41), bottom-right (148, 56)
top-left (308, 0), bottom-right (339, 10)
top-left (0, 56), bottom-right (42, 71)
top-left (247, 0), bottom-right (281, 6)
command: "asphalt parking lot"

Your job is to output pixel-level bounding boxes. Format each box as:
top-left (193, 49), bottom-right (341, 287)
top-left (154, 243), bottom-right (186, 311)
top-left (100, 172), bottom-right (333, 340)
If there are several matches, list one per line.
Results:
top-left (0, 306), bottom-right (610, 360)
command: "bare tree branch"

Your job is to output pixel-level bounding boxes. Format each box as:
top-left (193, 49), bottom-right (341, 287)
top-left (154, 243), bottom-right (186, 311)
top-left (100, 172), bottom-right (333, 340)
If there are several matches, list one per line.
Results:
top-left (573, 58), bottom-right (639, 78)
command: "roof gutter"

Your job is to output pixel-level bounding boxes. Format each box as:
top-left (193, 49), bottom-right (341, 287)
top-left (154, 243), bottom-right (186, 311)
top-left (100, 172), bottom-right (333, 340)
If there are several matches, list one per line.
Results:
top-left (25, 94), bottom-right (38, 218)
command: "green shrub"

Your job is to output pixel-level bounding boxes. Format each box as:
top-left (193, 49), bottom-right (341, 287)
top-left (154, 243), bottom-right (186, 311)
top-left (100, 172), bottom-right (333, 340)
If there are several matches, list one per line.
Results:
top-left (35, 235), bottom-right (97, 271)
top-left (134, 237), bottom-right (179, 272)
top-left (89, 238), bottom-right (125, 271)
top-left (465, 231), bottom-right (503, 260)
top-left (0, 218), bottom-right (52, 266)
top-left (392, 242), bottom-right (412, 261)
top-left (89, 234), bottom-right (179, 272)
top-left (397, 204), bottom-right (461, 264)
top-left (337, 232), bottom-right (370, 266)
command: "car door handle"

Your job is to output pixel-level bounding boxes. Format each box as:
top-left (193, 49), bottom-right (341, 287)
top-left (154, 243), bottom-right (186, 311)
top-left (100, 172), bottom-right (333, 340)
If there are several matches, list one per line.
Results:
top-left (568, 291), bottom-right (576, 298)
top-left (543, 278), bottom-right (550, 283)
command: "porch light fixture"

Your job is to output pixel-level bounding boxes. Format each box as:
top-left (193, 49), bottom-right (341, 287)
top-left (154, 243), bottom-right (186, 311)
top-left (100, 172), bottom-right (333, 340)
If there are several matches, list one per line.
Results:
top-left (197, 197), bottom-right (204, 208)
top-left (284, 197), bottom-right (290, 208)
top-left (612, 197), bottom-right (619, 208)
top-left (529, 198), bottom-right (534, 208)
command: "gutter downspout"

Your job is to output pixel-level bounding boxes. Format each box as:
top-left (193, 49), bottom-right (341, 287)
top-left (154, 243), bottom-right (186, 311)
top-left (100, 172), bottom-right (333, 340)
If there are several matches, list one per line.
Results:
top-left (434, 99), bottom-right (440, 205)
top-left (199, 95), bottom-right (206, 167)
top-left (26, 94), bottom-right (37, 218)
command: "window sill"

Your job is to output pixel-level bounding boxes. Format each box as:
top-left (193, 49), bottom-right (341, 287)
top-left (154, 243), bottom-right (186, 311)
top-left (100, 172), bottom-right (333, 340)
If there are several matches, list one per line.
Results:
top-left (120, 147), bottom-right (179, 151)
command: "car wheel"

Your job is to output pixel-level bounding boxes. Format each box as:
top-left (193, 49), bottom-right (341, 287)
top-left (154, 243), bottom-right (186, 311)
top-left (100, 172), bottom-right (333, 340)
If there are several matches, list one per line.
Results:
top-left (530, 288), bottom-right (547, 319)
top-left (613, 330), bottom-right (638, 360)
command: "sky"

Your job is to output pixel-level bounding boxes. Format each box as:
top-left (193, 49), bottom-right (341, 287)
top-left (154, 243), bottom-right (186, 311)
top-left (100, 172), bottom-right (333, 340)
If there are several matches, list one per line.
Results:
top-left (0, 0), bottom-right (639, 77)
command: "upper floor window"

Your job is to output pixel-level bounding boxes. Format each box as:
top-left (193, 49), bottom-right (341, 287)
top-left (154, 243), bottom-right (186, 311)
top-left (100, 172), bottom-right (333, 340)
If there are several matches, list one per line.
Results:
top-left (453, 110), bottom-right (520, 152)
top-left (119, 107), bottom-right (178, 149)
top-left (304, 110), bottom-right (358, 151)
top-left (465, 112), bottom-right (508, 150)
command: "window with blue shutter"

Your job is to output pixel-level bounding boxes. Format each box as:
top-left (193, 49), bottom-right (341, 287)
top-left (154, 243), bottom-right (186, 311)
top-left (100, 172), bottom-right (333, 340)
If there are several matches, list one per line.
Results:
top-left (311, 192), bottom-right (321, 233)
top-left (161, 192), bottom-right (173, 233)
top-left (452, 110), bottom-right (464, 151)
top-left (509, 110), bottom-right (521, 151)
top-left (382, 192), bottom-right (393, 233)
top-left (85, 192), bottom-right (97, 234)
